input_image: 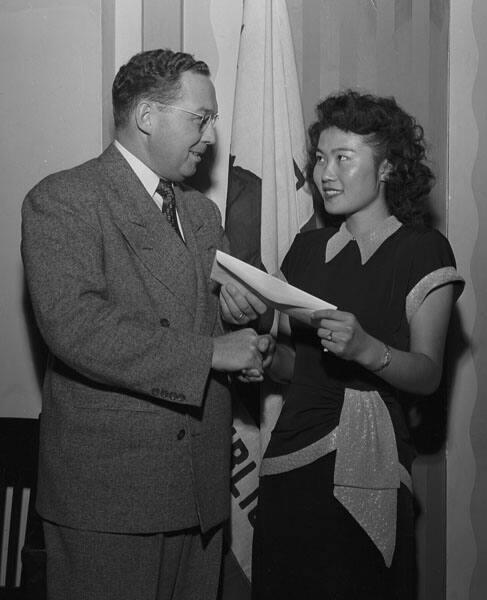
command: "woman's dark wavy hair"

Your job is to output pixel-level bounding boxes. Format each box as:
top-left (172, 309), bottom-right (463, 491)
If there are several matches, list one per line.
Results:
top-left (307, 90), bottom-right (434, 225)
top-left (112, 49), bottom-right (210, 128)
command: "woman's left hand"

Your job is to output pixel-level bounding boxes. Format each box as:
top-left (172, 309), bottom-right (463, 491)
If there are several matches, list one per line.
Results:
top-left (311, 308), bottom-right (371, 362)
top-left (258, 333), bottom-right (276, 369)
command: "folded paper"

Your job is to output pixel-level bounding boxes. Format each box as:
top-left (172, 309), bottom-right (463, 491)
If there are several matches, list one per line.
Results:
top-left (211, 250), bottom-right (335, 325)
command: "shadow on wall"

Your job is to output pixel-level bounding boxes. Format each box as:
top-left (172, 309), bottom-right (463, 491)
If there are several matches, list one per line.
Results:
top-left (406, 306), bottom-right (469, 455)
top-left (22, 281), bottom-right (48, 392)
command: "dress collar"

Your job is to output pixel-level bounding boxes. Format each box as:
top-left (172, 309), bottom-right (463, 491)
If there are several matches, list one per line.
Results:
top-left (325, 215), bottom-right (402, 265)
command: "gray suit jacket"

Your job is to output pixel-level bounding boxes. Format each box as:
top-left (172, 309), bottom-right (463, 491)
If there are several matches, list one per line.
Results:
top-left (21, 144), bottom-right (231, 534)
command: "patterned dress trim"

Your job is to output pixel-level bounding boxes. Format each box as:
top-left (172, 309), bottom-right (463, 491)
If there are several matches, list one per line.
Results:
top-left (405, 266), bottom-right (464, 323)
top-left (261, 388), bottom-right (412, 567)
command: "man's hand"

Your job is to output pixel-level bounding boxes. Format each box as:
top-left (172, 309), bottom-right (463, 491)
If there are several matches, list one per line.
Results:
top-left (236, 334), bottom-right (276, 383)
top-left (220, 283), bottom-right (268, 326)
top-left (212, 328), bottom-right (264, 373)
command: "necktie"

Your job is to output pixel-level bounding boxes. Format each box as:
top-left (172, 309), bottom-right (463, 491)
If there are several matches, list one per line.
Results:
top-left (156, 179), bottom-right (183, 240)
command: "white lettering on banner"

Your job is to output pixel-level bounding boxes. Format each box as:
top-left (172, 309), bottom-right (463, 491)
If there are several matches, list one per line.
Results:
top-left (231, 426), bottom-right (259, 526)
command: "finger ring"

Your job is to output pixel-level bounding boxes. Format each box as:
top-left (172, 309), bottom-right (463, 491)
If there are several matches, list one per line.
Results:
top-left (237, 312), bottom-right (245, 320)
top-left (326, 331), bottom-right (333, 342)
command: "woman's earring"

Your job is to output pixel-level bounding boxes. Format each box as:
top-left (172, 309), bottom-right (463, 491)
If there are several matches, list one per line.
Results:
top-left (380, 161), bottom-right (392, 183)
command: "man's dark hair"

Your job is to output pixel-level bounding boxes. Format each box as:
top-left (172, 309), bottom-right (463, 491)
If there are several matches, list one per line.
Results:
top-left (307, 90), bottom-right (435, 225)
top-left (112, 49), bottom-right (210, 128)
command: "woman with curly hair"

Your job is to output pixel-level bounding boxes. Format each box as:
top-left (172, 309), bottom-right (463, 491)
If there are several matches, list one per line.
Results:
top-left (251, 90), bottom-right (464, 599)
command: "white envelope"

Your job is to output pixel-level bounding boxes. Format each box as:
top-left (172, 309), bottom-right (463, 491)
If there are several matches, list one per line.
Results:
top-left (211, 250), bottom-right (336, 325)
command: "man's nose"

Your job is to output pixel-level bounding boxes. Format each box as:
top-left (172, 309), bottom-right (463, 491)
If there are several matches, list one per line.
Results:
top-left (201, 122), bottom-right (217, 145)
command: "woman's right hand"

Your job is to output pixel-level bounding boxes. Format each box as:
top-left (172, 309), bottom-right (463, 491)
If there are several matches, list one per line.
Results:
top-left (212, 328), bottom-right (264, 373)
top-left (236, 334), bottom-right (277, 383)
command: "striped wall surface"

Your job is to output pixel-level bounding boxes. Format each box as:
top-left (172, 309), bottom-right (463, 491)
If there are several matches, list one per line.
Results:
top-left (449, 0), bottom-right (486, 598)
top-left (470, 3), bottom-right (487, 596)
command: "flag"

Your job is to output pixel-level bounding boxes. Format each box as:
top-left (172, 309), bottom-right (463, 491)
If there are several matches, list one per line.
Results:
top-left (222, 0), bottom-right (313, 594)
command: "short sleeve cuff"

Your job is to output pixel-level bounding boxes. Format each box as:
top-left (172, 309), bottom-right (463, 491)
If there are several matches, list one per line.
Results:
top-left (405, 266), bottom-right (465, 322)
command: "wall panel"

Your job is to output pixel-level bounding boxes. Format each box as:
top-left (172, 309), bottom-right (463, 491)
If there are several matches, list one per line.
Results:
top-left (450, 0), bottom-right (487, 598)
top-left (143, 0), bottom-right (182, 51)
top-left (0, 0), bottom-right (105, 417)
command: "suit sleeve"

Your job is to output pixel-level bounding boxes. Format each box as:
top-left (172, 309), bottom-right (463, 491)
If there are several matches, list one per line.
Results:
top-left (21, 175), bottom-right (219, 407)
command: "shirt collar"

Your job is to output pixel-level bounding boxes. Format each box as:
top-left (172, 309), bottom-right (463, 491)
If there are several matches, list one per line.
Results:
top-left (114, 140), bottom-right (161, 202)
top-left (325, 215), bottom-right (402, 265)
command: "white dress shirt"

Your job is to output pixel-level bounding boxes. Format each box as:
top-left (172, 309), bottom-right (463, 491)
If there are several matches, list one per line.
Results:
top-left (114, 140), bottom-right (185, 239)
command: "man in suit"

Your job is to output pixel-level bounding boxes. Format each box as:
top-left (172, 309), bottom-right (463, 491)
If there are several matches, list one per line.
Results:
top-left (21, 49), bottom-right (270, 600)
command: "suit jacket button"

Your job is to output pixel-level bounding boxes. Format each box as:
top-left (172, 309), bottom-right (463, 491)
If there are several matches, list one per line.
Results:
top-left (177, 429), bottom-right (186, 440)
top-left (159, 318), bottom-right (170, 327)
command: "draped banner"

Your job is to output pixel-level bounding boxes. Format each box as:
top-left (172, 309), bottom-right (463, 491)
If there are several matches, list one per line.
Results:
top-left (222, 0), bottom-right (313, 594)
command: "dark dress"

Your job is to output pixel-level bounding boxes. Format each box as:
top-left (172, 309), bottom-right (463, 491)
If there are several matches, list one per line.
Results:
top-left (252, 217), bottom-right (463, 600)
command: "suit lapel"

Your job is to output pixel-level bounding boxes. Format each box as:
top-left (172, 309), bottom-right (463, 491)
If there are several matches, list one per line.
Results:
top-left (177, 188), bottom-right (219, 336)
top-left (177, 188), bottom-right (218, 278)
top-left (97, 145), bottom-right (198, 315)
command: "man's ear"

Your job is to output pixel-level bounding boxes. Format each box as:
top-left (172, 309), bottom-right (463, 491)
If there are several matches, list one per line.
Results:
top-left (134, 101), bottom-right (153, 135)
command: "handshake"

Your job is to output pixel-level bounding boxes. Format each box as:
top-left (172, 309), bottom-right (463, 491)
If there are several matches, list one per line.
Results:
top-left (211, 283), bottom-right (275, 383)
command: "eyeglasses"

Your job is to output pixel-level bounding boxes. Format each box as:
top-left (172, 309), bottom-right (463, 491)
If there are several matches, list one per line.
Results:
top-left (156, 102), bottom-right (219, 132)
